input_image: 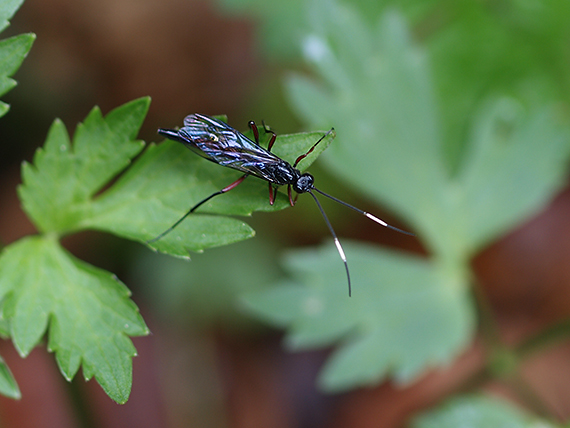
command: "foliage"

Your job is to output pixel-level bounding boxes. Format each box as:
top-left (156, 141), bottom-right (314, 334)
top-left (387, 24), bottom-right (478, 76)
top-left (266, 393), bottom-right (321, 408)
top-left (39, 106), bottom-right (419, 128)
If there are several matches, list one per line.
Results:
top-left (236, 0), bottom-right (570, 424)
top-left (244, 0), bottom-right (570, 393)
top-left (2, 0), bottom-right (570, 423)
top-left (244, 242), bottom-right (473, 390)
top-left (2, 88), bottom-right (334, 403)
top-left (0, 0), bottom-right (34, 400)
top-left (411, 395), bottom-right (556, 428)
top-left (0, 0), bottom-right (34, 118)
top-left (1, 0), bottom-right (334, 399)
top-left (1, 99), bottom-right (151, 403)
top-left (0, 235), bottom-right (148, 403)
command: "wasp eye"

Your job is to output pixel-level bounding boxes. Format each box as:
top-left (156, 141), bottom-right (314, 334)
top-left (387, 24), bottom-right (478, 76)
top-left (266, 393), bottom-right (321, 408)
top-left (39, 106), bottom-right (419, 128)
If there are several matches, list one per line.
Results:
top-left (209, 133), bottom-right (219, 142)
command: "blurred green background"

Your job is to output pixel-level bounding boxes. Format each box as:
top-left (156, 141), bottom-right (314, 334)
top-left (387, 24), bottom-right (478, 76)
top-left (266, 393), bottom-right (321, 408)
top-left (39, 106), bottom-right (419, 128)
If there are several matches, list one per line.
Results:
top-left (1, 0), bottom-right (570, 427)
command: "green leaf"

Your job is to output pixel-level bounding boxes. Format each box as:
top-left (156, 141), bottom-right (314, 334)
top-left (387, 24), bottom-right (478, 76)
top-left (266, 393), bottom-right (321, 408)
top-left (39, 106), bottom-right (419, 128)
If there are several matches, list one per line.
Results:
top-left (18, 98), bottom-right (149, 233)
top-left (432, 99), bottom-right (570, 257)
top-left (263, 128), bottom-right (335, 172)
top-left (428, 1), bottom-right (570, 169)
top-left (0, 0), bottom-right (24, 34)
top-left (411, 395), bottom-right (556, 428)
top-left (18, 93), bottom-right (334, 254)
top-left (238, 0), bottom-right (570, 393)
top-left (218, 0), bottom-right (308, 59)
top-left (86, 125), bottom-right (334, 257)
top-left (89, 141), bottom-right (259, 255)
top-left (287, 6), bottom-right (446, 237)
top-left (243, 241), bottom-right (474, 392)
top-left (287, 4), bottom-right (570, 258)
top-left (12, 99), bottom-right (156, 402)
top-left (0, 25), bottom-right (35, 117)
top-left (0, 0), bottom-right (34, 116)
top-left (0, 355), bottom-right (20, 399)
top-left (0, 236), bottom-right (148, 403)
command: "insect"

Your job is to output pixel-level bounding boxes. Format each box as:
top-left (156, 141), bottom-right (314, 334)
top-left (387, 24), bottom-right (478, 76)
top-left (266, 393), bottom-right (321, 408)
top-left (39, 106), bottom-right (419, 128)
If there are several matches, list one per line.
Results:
top-left (148, 114), bottom-right (413, 296)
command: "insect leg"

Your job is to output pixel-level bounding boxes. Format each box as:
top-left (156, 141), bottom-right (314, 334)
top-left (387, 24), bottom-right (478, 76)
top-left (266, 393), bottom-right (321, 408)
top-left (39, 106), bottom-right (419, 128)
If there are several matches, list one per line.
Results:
top-left (287, 185), bottom-right (298, 206)
top-left (259, 120), bottom-right (279, 152)
top-left (293, 128), bottom-right (334, 168)
top-left (268, 183), bottom-right (277, 205)
top-left (248, 121), bottom-right (260, 144)
top-left (250, 120), bottom-right (277, 151)
top-left (266, 129), bottom-right (277, 152)
top-left (147, 174), bottom-right (249, 243)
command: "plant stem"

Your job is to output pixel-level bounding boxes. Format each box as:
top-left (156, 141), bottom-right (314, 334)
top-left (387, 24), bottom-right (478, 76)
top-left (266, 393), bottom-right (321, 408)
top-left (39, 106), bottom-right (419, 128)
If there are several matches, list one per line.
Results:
top-left (516, 319), bottom-right (570, 358)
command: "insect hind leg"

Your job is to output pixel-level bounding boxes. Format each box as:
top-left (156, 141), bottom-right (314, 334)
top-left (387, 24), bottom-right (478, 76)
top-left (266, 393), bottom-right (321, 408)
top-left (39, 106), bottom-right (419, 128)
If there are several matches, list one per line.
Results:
top-left (147, 174), bottom-right (249, 243)
top-left (294, 128), bottom-right (335, 168)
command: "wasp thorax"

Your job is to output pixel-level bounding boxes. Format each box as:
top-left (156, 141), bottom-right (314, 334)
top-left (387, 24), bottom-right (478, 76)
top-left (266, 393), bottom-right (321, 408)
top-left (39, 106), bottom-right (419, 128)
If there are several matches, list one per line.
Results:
top-left (294, 173), bottom-right (314, 193)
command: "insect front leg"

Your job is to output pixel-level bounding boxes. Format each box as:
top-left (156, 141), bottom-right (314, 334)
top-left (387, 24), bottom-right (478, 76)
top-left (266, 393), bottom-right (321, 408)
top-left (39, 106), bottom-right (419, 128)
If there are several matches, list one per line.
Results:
top-left (147, 174), bottom-right (249, 243)
top-left (268, 183), bottom-right (277, 205)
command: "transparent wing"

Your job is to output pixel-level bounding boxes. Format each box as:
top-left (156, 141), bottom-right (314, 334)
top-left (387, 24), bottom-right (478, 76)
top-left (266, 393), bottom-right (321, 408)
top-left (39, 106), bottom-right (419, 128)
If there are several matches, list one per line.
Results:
top-left (177, 114), bottom-right (286, 182)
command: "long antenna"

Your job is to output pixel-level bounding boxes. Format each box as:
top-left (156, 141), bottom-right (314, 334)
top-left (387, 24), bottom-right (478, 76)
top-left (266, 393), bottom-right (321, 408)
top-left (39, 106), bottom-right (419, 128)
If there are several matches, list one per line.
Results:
top-left (312, 188), bottom-right (414, 236)
top-left (307, 190), bottom-right (352, 297)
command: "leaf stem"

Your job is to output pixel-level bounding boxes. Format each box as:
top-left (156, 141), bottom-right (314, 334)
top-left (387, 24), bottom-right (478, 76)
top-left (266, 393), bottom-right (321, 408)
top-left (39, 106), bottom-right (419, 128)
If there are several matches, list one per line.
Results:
top-left (504, 372), bottom-right (560, 422)
top-left (470, 275), bottom-right (565, 421)
top-left (471, 276), bottom-right (501, 349)
top-left (516, 319), bottom-right (570, 358)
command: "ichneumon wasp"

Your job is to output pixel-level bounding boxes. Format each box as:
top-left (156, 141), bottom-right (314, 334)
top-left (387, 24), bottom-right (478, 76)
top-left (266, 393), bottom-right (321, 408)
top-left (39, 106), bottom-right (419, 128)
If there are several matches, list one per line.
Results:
top-left (148, 114), bottom-right (413, 296)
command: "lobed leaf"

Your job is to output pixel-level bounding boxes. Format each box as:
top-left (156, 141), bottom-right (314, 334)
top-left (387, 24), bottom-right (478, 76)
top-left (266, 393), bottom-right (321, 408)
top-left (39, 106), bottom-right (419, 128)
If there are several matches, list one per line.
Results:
top-left (243, 241), bottom-right (474, 392)
top-left (0, 0), bottom-right (24, 33)
top-left (19, 98), bottom-right (334, 255)
top-left (430, 99), bottom-right (570, 258)
top-left (240, 0), bottom-right (570, 393)
top-left (13, 97), bottom-right (337, 401)
top-left (287, 3), bottom-right (570, 258)
top-left (411, 395), bottom-right (556, 428)
top-left (86, 125), bottom-right (334, 257)
top-left (0, 355), bottom-right (20, 399)
top-left (18, 98), bottom-right (149, 233)
top-left (287, 7), bottom-right (446, 236)
top-left (0, 0), bottom-right (34, 117)
top-left (0, 236), bottom-right (148, 403)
